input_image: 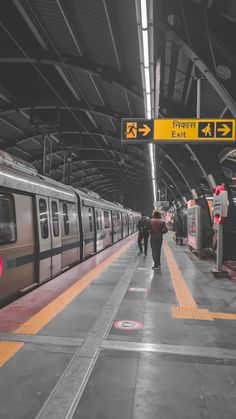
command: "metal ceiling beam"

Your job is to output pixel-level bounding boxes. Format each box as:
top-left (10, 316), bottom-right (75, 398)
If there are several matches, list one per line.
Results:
top-left (161, 150), bottom-right (193, 194)
top-left (161, 178), bottom-right (179, 205)
top-left (185, 144), bottom-right (213, 191)
top-left (0, 55), bottom-right (143, 101)
top-left (102, 0), bottom-right (121, 71)
top-left (55, 0), bottom-right (83, 56)
top-left (162, 168), bottom-right (186, 198)
top-left (74, 177), bottom-right (133, 191)
top-left (12, 0), bottom-right (48, 50)
top-left (157, 21), bottom-right (236, 117)
top-left (0, 103), bottom-right (126, 124)
top-left (4, 130), bottom-right (118, 149)
top-left (168, 42), bottom-right (179, 100)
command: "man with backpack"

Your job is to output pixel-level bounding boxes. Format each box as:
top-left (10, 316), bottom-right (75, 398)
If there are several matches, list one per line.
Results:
top-left (137, 213), bottom-right (150, 256)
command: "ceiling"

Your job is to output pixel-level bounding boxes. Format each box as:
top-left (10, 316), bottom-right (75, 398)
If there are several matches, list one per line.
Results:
top-left (0, 0), bottom-right (235, 212)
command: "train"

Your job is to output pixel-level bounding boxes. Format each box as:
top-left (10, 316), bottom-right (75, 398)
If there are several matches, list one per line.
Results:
top-left (0, 151), bottom-right (140, 306)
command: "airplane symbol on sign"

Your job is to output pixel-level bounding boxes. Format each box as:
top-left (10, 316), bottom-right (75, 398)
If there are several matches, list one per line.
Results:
top-left (138, 124), bottom-right (151, 136)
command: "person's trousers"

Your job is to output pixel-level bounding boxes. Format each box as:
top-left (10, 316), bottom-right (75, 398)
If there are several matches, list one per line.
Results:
top-left (151, 237), bottom-right (163, 266)
top-left (138, 232), bottom-right (149, 254)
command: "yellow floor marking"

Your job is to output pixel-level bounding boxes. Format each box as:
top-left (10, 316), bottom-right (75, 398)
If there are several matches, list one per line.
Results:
top-left (0, 342), bottom-right (24, 367)
top-left (172, 307), bottom-right (212, 320)
top-left (211, 312), bottom-right (236, 320)
top-left (15, 236), bottom-right (136, 335)
top-left (163, 241), bottom-right (198, 309)
top-left (163, 241), bottom-right (236, 321)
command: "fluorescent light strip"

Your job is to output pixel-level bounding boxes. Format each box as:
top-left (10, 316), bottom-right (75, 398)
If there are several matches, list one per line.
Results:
top-left (152, 179), bottom-right (157, 202)
top-left (144, 67), bottom-right (151, 94)
top-left (139, 0), bottom-right (156, 205)
top-left (142, 30), bottom-right (149, 68)
top-left (140, 0), bottom-right (148, 29)
top-left (149, 143), bottom-right (155, 179)
top-left (146, 93), bottom-right (151, 112)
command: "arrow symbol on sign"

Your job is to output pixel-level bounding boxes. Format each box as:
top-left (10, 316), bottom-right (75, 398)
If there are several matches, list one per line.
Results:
top-left (139, 124), bottom-right (151, 136)
top-left (217, 124), bottom-right (231, 136)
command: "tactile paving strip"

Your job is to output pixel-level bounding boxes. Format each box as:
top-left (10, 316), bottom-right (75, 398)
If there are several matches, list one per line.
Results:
top-left (164, 241), bottom-right (236, 321)
top-left (172, 306), bottom-right (212, 320)
top-left (163, 241), bottom-right (198, 308)
top-left (0, 342), bottom-right (24, 367)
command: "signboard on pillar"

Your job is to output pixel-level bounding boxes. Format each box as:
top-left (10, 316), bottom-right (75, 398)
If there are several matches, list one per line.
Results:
top-left (121, 119), bottom-right (236, 143)
top-left (187, 205), bottom-right (202, 253)
top-left (211, 185), bottom-right (229, 277)
top-left (213, 185), bottom-right (228, 224)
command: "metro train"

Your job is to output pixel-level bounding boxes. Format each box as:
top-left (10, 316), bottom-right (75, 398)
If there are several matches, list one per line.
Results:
top-left (0, 152), bottom-right (140, 306)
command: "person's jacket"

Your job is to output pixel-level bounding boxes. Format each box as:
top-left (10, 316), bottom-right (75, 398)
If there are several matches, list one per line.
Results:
top-left (137, 217), bottom-right (150, 234)
top-left (150, 219), bottom-right (167, 239)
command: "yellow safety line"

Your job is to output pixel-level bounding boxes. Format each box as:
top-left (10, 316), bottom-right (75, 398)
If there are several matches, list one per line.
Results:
top-left (163, 241), bottom-right (236, 321)
top-left (15, 236), bottom-right (136, 335)
top-left (163, 241), bottom-right (198, 309)
top-left (0, 342), bottom-right (24, 367)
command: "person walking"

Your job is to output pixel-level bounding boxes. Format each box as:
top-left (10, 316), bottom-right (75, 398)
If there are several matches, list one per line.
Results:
top-left (150, 210), bottom-right (168, 269)
top-left (137, 213), bottom-right (150, 256)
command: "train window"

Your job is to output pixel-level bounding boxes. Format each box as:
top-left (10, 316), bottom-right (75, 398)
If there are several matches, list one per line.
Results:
top-left (104, 211), bottom-right (110, 229)
top-left (51, 201), bottom-right (59, 237)
top-left (122, 214), bottom-right (127, 224)
top-left (0, 193), bottom-right (16, 245)
top-left (39, 198), bottom-right (49, 239)
top-left (95, 210), bottom-right (100, 230)
top-left (88, 207), bottom-right (94, 232)
top-left (112, 212), bottom-right (117, 228)
top-left (117, 212), bottom-right (121, 227)
top-left (63, 203), bottom-right (69, 235)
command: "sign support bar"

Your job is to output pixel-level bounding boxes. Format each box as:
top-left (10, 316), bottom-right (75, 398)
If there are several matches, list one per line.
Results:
top-left (216, 223), bottom-right (223, 272)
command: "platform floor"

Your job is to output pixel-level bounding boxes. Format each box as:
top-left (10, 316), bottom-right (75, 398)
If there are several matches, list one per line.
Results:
top-left (1, 233), bottom-right (236, 418)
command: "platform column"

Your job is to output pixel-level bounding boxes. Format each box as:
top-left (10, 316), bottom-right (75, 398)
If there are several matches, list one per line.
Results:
top-left (216, 222), bottom-right (223, 271)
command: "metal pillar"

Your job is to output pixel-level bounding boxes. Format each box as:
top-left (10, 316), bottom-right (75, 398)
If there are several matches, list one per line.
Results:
top-left (196, 77), bottom-right (201, 118)
top-left (216, 223), bottom-right (223, 271)
top-left (62, 155), bottom-right (66, 184)
top-left (41, 135), bottom-right (46, 175)
top-left (67, 153), bottom-right (72, 185)
top-left (49, 137), bottom-right (52, 176)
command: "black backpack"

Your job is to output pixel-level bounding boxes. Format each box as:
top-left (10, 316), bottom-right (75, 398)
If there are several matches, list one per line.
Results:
top-left (139, 218), bottom-right (150, 233)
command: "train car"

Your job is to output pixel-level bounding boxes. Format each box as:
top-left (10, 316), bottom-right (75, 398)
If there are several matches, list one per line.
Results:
top-left (77, 190), bottom-right (132, 258)
top-left (0, 152), bottom-right (139, 306)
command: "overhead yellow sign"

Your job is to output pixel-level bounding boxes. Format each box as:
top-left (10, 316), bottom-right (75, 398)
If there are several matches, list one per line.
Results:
top-left (121, 119), bottom-right (235, 142)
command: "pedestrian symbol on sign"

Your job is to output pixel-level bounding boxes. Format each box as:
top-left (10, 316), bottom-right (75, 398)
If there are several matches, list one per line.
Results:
top-left (198, 122), bottom-right (215, 138)
top-left (125, 122), bottom-right (137, 139)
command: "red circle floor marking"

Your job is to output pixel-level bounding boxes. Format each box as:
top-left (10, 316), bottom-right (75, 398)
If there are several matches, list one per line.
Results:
top-left (113, 320), bottom-right (143, 330)
top-left (128, 287), bottom-right (146, 292)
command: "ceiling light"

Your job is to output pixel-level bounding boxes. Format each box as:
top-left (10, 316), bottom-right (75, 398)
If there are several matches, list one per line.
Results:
top-left (144, 67), bottom-right (151, 93)
top-left (142, 30), bottom-right (149, 67)
top-left (146, 93), bottom-right (151, 112)
top-left (147, 110), bottom-right (151, 119)
top-left (140, 0), bottom-right (148, 29)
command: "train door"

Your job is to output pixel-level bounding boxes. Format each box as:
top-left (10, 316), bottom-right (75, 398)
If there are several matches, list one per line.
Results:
top-left (0, 191), bottom-right (36, 305)
top-left (36, 195), bottom-right (52, 284)
top-left (95, 208), bottom-right (103, 252)
top-left (81, 205), bottom-right (95, 259)
top-left (49, 198), bottom-right (61, 277)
